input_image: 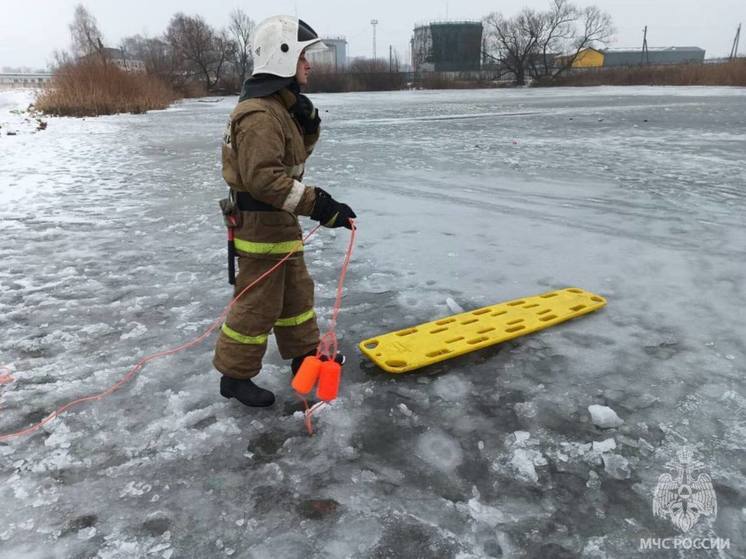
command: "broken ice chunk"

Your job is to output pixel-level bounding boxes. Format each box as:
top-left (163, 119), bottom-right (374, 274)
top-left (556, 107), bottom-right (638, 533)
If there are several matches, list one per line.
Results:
top-left (445, 297), bottom-right (464, 314)
top-left (592, 438), bottom-right (617, 454)
top-left (510, 448), bottom-right (547, 483)
top-left (602, 454), bottom-right (631, 479)
top-left (588, 405), bottom-right (624, 429)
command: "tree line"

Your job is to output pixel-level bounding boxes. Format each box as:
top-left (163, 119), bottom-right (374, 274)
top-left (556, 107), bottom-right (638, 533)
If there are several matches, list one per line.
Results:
top-left (58, 4), bottom-right (256, 95)
top-left (58, 1), bottom-right (614, 94)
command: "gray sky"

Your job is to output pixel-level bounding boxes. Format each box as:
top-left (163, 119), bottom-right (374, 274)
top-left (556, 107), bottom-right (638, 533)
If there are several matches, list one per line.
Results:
top-left (1, 0), bottom-right (744, 69)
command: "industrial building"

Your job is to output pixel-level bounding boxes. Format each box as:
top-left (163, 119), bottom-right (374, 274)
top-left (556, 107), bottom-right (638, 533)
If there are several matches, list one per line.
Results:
top-left (306, 37), bottom-right (348, 71)
top-left (563, 46), bottom-right (706, 69)
top-left (411, 22), bottom-right (483, 72)
top-left (604, 47), bottom-right (706, 67)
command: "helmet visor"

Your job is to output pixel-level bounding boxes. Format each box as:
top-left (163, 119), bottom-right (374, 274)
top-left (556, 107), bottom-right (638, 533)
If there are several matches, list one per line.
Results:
top-left (302, 41), bottom-right (328, 55)
top-left (297, 19), bottom-right (319, 41)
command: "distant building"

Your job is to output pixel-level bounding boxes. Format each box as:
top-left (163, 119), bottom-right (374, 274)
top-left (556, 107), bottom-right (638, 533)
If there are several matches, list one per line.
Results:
top-left (603, 47), bottom-right (706, 67)
top-left (560, 48), bottom-right (605, 68)
top-left (0, 72), bottom-right (52, 89)
top-left (82, 47), bottom-right (145, 72)
top-left (411, 22), bottom-right (483, 72)
top-left (307, 37), bottom-right (348, 71)
top-left (561, 46), bottom-right (706, 69)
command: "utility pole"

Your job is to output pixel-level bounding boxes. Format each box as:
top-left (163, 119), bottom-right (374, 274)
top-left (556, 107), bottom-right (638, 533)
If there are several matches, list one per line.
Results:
top-left (730, 23), bottom-right (741, 60)
top-left (641, 26), bottom-right (650, 65)
top-left (371, 19), bottom-right (378, 60)
top-left (389, 45), bottom-right (393, 72)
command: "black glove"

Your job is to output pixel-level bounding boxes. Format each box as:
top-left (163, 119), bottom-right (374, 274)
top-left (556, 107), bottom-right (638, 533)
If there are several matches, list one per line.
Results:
top-left (290, 94), bottom-right (321, 135)
top-left (310, 188), bottom-right (356, 229)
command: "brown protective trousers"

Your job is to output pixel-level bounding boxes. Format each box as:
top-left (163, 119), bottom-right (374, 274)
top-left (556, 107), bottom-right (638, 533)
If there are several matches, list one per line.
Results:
top-left (213, 254), bottom-right (319, 380)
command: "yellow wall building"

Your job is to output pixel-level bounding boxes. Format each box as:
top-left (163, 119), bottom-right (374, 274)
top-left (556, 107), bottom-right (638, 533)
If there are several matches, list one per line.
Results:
top-left (570, 48), bottom-right (605, 68)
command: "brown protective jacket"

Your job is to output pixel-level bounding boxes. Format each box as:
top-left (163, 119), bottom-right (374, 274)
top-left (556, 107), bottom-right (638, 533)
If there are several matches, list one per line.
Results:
top-left (221, 88), bottom-right (320, 259)
top-left (214, 88), bottom-right (322, 379)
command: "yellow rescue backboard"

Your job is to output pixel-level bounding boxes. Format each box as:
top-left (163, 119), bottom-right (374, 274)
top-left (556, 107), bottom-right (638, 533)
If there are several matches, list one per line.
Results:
top-left (359, 287), bottom-right (606, 373)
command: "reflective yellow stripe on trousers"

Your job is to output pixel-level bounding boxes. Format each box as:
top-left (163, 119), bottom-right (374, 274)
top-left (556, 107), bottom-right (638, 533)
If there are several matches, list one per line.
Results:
top-left (233, 238), bottom-right (304, 255)
top-left (274, 309), bottom-right (315, 328)
top-left (221, 324), bottom-right (268, 345)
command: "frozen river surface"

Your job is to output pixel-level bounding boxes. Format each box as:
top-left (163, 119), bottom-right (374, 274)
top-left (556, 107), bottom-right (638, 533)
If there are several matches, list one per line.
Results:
top-left (1, 86), bottom-right (745, 558)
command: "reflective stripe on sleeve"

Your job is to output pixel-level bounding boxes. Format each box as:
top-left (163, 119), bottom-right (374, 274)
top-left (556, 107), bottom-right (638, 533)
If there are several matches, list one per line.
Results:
top-left (281, 180), bottom-right (306, 213)
top-left (221, 324), bottom-right (268, 345)
top-left (233, 238), bottom-right (304, 255)
top-left (274, 309), bottom-right (315, 328)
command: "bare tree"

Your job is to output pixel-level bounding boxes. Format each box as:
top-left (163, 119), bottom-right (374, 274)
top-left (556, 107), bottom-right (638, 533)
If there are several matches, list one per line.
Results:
top-left (213, 29), bottom-right (238, 91)
top-left (483, 0), bottom-right (613, 84)
top-left (229, 8), bottom-right (255, 87)
top-left (166, 13), bottom-right (219, 91)
top-left (146, 38), bottom-right (182, 84)
top-left (51, 49), bottom-right (75, 70)
top-left (165, 14), bottom-right (238, 93)
top-left (120, 35), bottom-right (181, 85)
top-left (69, 4), bottom-right (106, 64)
top-left (532, 0), bottom-right (578, 78)
top-left (552, 6), bottom-right (614, 77)
top-left (484, 9), bottom-right (546, 85)
top-left (120, 34), bottom-right (145, 62)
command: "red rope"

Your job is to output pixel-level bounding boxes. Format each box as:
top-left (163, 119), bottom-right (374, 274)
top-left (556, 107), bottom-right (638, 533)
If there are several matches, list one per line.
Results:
top-left (0, 224), bottom-right (329, 443)
top-left (302, 219), bottom-right (357, 435)
top-left (0, 366), bottom-right (14, 416)
top-left (316, 219), bottom-right (357, 359)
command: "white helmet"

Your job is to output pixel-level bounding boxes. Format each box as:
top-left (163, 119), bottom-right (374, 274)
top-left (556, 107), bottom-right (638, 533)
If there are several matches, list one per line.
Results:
top-left (252, 16), bottom-right (324, 78)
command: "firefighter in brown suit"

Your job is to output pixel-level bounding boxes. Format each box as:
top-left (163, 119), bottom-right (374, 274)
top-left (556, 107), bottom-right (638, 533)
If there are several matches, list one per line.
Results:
top-left (214, 16), bottom-right (356, 407)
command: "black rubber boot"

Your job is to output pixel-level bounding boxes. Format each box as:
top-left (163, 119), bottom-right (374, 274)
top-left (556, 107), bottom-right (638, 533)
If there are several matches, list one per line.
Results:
top-left (220, 376), bottom-right (275, 407)
top-left (291, 349), bottom-right (318, 376)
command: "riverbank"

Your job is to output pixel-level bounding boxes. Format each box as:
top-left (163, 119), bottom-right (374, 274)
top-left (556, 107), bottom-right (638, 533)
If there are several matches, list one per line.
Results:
top-left (0, 89), bottom-right (47, 136)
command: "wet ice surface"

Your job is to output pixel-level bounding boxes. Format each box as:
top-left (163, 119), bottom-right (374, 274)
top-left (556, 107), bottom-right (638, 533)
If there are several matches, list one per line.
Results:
top-left (1, 86), bottom-right (745, 558)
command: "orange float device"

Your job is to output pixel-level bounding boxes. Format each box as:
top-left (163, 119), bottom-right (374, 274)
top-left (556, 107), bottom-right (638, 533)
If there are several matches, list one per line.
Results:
top-left (291, 356), bottom-right (322, 395)
top-left (316, 360), bottom-right (341, 401)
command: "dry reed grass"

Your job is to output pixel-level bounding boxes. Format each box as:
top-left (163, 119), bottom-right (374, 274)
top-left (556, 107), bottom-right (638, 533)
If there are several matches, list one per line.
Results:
top-left (541, 60), bottom-right (746, 87)
top-left (36, 60), bottom-right (177, 117)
